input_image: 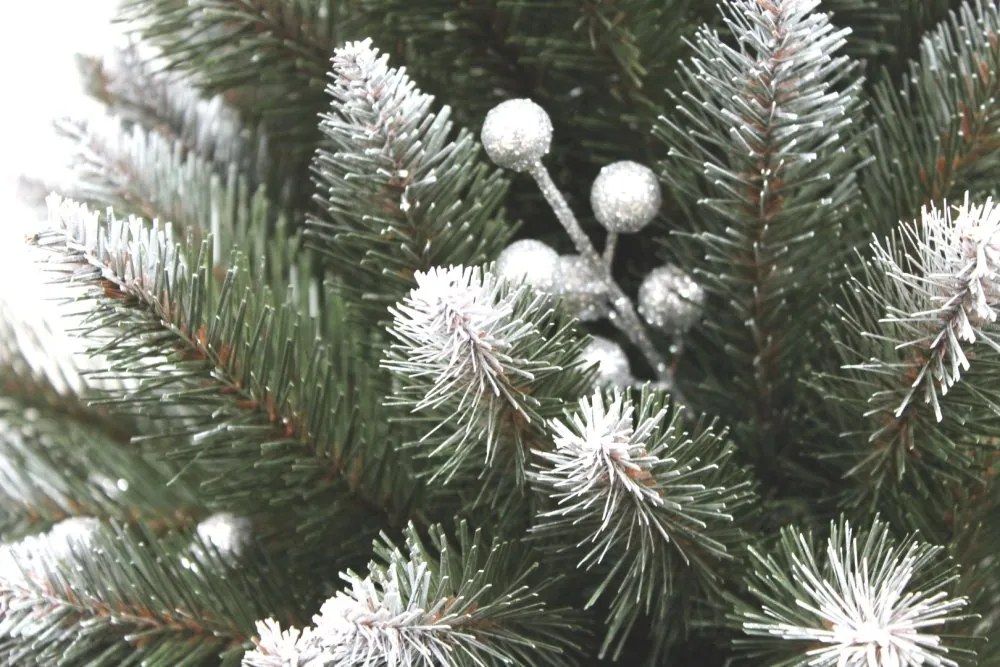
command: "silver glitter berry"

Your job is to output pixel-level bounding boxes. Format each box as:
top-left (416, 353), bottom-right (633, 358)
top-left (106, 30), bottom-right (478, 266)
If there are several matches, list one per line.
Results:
top-left (481, 99), bottom-right (553, 172)
top-left (590, 161), bottom-right (662, 233)
top-left (554, 255), bottom-right (609, 321)
top-left (637, 265), bottom-right (704, 333)
top-left (582, 336), bottom-right (633, 387)
top-left (495, 239), bottom-right (560, 292)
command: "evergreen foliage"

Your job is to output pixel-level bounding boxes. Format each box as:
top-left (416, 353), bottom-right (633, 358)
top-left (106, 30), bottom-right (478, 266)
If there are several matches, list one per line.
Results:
top-left (7, 0), bottom-right (1000, 665)
top-left (0, 307), bottom-right (202, 542)
top-left (734, 517), bottom-right (971, 667)
top-left (308, 39), bottom-right (514, 313)
top-left (245, 522), bottom-right (584, 666)
top-left (75, 45), bottom-right (273, 191)
top-left (1, 519), bottom-right (304, 665)
top-left (863, 0), bottom-right (1000, 236)
top-left (383, 264), bottom-right (590, 491)
top-left (529, 389), bottom-right (754, 660)
top-left (656, 0), bottom-right (869, 461)
top-left (817, 195), bottom-right (1000, 527)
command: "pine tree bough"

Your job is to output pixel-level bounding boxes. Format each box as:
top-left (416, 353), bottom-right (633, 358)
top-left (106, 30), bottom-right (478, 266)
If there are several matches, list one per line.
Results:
top-left (865, 0), bottom-right (1000, 232)
top-left (0, 309), bottom-right (207, 538)
top-left (244, 523), bottom-right (583, 667)
top-left (1, 520), bottom-right (297, 664)
top-left (118, 0), bottom-right (339, 175)
top-left (868, 196), bottom-right (1000, 423)
top-left (737, 518), bottom-right (969, 667)
top-left (657, 0), bottom-right (867, 452)
top-left (76, 45), bottom-right (271, 189)
top-left (308, 39), bottom-right (513, 311)
top-left (32, 196), bottom-right (414, 531)
top-left (383, 264), bottom-right (588, 487)
top-left (12, 0), bottom-right (1000, 663)
top-left (529, 389), bottom-right (754, 659)
top-left (826, 194), bottom-right (1000, 502)
top-left (56, 115), bottom-right (300, 290)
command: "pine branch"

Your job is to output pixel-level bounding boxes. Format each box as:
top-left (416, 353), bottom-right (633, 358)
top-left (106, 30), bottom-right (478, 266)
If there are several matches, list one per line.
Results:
top-left (816, 195), bottom-right (1000, 528)
top-left (529, 388), bottom-right (756, 660)
top-left (117, 0), bottom-right (342, 194)
top-left (383, 265), bottom-right (591, 497)
top-left (357, 0), bottom-right (700, 172)
top-left (655, 0), bottom-right (867, 455)
top-left (826, 0), bottom-right (954, 75)
top-left (864, 197), bottom-right (1000, 423)
top-left (0, 519), bottom-right (303, 665)
top-left (31, 196), bottom-right (419, 555)
top-left (57, 116), bottom-right (214, 231)
top-left (0, 308), bottom-right (130, 448)
top-left (734, 517), bottom-right (972, 667)
top-left (75, 46), bottom-right (280, 197)
top-left (863, 0), bottom-right (1000, 234)
top-left (0, 309), bottom-right (206, 539)
top-left (244, 522), bottom-right (585, 667)
top-left (308, 39), bottom-right (514, 313)
top-left (0, 368), bottom-right (205, 541)
top-left (54, 116), bottom-right (318, 317)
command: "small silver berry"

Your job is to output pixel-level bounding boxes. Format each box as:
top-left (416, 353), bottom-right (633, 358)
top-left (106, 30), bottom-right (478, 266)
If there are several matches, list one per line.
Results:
top-left (637, 265), bottom-right (704, 333)
top-left (582, 336), bottom-right (633, 387)
top-left (554, 255), bottom-right (610, 321)
top-left (495, 239), bottom-right (560, 292)
top-left (590, 161), bottom-right (662, 233)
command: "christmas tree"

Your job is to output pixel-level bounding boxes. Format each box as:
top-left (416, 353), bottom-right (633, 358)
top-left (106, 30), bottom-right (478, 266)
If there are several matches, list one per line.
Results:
top-left (4, 0), bottom-right (1000, 664)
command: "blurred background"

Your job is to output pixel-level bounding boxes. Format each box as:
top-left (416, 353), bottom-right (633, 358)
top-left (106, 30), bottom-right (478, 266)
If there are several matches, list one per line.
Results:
top-left (0, 1), bottom-right (115, 319)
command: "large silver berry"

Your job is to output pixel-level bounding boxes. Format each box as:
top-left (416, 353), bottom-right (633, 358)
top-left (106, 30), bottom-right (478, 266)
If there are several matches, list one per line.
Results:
top-left (481, 99), bottom-right (553, 172)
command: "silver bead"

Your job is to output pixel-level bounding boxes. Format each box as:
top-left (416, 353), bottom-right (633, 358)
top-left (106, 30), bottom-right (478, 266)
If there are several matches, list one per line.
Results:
top-left (554, 255), bottom-right (609, 321)
top-left (637, 265), bottom-right (704, 333)
top-left (481, 99), bottom-right (553, 172)
top-left (583, 336), bottom-right (633, 387)
top-left (590, 161), bottom-right (661, 233)
top-left (495, 239), bottom-right (560, 292)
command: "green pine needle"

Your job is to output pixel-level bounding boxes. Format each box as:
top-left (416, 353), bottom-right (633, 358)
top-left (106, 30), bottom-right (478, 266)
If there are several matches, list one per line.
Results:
top-left (31, 196), bottom-right (418, 545)
top-left (0, 519), bottom-right (302, 666)
top-left (307, 39), bottom-right (514, 313)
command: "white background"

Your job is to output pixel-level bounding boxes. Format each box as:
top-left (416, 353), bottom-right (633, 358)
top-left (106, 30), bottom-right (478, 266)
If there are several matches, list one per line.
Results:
top-left (0, 1), bottom-right (115, 307)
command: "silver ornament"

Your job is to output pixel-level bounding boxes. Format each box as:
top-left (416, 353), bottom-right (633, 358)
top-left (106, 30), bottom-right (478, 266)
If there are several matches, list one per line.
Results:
top-left (590, 160), bottom-right (662, 233)
top-left (637, 265), bottom-right (704, 333)
top-left (554, 255), bottom-right (610, 321)
top-left (583, 336), bottom-right (633, 387)
top-left (47, 517), bottom-right (101, 559)
top-left (196, 512), bottom-right (253, 558)
top-left (481, 99), bottom-right (553, 172)
top-left (495, 239), bottom-right (560, 292)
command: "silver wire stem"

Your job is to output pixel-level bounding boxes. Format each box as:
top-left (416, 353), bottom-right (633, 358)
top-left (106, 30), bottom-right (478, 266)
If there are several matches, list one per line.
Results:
top-left (528, 161), bottom-right (669, 382)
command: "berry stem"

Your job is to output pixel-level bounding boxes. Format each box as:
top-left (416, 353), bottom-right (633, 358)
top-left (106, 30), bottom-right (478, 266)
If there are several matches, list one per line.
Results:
top-left (527, 161), bottom-right (669, 382)
top-left (603, 231), bottom-right (618, 270)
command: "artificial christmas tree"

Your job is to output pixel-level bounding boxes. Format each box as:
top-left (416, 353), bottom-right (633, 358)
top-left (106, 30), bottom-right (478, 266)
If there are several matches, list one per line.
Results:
top-left (3, 0), bottom-right (1000, 664)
